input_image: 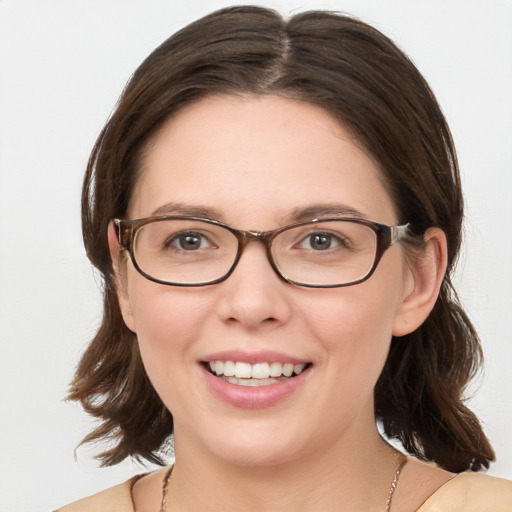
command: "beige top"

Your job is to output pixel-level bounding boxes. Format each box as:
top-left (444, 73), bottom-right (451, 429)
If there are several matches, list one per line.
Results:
top-left (56, 470), bottom-right (512, 511)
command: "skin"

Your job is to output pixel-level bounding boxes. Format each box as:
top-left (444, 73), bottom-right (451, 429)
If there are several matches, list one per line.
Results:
top-left (109, 94), bottom-right (451, 511)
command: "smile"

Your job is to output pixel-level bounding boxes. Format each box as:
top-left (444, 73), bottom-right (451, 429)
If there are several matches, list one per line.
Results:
top-left (207, 361), bottom-right (310, 387)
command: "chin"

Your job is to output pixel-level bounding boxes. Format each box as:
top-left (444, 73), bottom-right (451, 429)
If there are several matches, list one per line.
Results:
top-left (188, 416), bottom-right (317, 468)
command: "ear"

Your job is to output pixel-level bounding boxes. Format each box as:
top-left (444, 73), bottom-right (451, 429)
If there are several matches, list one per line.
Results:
top-left (392, 227), bottom-right (448, 337)
top-left (107, 220), bottom-right (136, 333)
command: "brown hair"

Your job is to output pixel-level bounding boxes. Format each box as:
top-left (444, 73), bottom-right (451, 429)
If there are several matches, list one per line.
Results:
top-left (70, 5), bottom-right (495, 471)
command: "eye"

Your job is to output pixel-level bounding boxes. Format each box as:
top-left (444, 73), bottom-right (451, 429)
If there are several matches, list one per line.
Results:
top-left (167, 231), bottom-right (212, 251)
top-left (299, 232), bottom-right (347, 251)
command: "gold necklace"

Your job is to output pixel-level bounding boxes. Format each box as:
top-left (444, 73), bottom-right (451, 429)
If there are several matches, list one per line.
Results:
top-left (385, 456), bottom-right (407, 511)
top-left (160, 465), bottom-right (173, 512)
top-left (160, 456), bottom-right (407, 512)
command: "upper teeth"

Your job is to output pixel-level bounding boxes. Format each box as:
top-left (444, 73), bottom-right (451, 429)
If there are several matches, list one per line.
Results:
top-left (209, 361), bottom-right (306, 379)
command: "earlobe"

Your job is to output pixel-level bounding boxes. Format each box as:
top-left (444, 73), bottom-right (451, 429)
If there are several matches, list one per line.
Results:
top-left (107, 221), bottom-right (136, 333)
top-left (392, 227), bottom-right (448, 337)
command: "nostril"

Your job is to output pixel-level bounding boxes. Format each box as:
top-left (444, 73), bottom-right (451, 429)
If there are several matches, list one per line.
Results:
top-left (224, 315), bottom-right (278, 326)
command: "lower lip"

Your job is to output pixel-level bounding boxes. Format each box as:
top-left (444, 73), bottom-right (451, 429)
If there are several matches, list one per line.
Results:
top-left (201, 365), bottom-right (311, 409)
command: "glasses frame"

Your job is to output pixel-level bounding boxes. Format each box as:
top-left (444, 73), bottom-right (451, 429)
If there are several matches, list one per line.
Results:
top-left (114, 215), bottom-right (410, 288)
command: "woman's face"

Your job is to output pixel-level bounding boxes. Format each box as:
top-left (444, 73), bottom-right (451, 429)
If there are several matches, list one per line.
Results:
top-left (115, 94), bottom-right (416, 466)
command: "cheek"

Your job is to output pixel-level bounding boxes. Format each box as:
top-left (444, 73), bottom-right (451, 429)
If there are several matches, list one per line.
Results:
top-left (126, 279), bottom-right (211, 390)
top-left (305, 285), bottom-right (398, 344)
top-left (301, 276), bottom-right (403, 383)
top-left (128, 275), bottom-right (208, 337)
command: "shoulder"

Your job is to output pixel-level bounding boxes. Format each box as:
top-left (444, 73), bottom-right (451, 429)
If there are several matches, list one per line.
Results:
top-left (418, 471), bottom-right (512, 512)
top-left (54, 477), bottom-right (136, 512)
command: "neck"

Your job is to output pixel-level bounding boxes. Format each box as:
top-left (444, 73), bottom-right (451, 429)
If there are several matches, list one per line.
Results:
top-left (169, 423), bottom-right (401, 512)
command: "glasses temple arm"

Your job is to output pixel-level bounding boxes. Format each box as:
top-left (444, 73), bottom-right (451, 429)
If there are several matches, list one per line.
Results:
top-left (390, 223), bottom-right (410, 245)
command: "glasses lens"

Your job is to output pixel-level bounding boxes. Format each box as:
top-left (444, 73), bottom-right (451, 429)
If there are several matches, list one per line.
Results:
top-left (271, 220), bottom-right (377, 286)
top-left (133, 219), bottom-right (238, 284)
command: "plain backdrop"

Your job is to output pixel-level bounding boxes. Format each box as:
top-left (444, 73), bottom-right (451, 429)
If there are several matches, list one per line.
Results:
top-left (0, 1), bottom-right (511, 510)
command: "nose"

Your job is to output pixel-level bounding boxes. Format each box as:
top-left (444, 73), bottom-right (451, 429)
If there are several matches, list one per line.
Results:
top-left (215, 241), bottom-right (293, 330)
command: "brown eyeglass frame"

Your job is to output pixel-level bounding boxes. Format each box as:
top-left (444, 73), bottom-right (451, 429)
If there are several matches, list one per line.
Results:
top-left (114, 216), bottom-right (410, 288)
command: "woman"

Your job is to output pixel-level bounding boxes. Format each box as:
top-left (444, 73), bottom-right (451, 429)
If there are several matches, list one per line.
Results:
top-left (57, 6), bottom-right (512, 511)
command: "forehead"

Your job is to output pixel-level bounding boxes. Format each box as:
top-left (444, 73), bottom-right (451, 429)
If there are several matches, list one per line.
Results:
top-left (130, 94), bottom-right (397, 227)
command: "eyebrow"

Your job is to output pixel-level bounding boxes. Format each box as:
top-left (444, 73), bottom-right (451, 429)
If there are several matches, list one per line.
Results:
top-left (151, 202), bottom-right (225, 220)
top-left (288, 204), bottom-right (369, 223)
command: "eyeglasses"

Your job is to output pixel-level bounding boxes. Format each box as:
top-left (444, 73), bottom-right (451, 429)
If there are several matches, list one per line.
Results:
top-left (114, 216), bottom-right (410, 288)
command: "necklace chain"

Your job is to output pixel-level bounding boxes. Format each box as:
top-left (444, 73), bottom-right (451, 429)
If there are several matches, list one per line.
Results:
top-left (385, 456), bottom-right (407, 511)
top-left (160, 466), bottom-right (173, 512)
top-left (160, 456), bottom-right (407, 512)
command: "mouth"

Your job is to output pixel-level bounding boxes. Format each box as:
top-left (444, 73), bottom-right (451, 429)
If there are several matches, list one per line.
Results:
top-left (203, 360), bottom-right (312, 387)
